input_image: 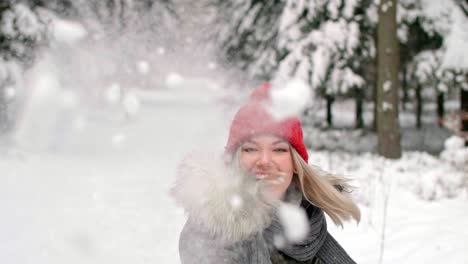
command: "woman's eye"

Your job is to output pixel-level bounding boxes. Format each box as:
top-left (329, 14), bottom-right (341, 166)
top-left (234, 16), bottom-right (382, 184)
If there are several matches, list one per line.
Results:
top-left (274, 148), bottom-right (288, 152)
top-left (242, 147), bottom-right (257, 153)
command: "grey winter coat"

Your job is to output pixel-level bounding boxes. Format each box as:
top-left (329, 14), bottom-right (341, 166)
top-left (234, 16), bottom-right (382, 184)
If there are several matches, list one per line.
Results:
top-left (171, 153), bottom-right (356, 264)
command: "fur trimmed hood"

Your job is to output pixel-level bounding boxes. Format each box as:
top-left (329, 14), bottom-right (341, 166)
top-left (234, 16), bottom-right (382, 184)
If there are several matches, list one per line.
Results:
top-left (171, 152), bottom-right (279, 242)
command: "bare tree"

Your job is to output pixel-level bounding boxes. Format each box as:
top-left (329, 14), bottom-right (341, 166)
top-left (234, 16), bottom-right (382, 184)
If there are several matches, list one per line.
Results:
top-left (376, 0), bottom-right (402, 159)
top-left (462, 74), bottom-right (468, 146)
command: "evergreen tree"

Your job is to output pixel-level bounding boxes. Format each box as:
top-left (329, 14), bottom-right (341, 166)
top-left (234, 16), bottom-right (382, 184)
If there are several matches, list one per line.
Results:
top-left (211, 0), bottom-right (285, 80)
top-left (0, 1), bottom-right (48, 133)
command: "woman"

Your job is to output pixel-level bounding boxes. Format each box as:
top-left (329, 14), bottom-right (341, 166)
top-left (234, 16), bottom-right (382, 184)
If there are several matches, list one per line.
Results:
top-left (172, 83), bottom-right (360, 263)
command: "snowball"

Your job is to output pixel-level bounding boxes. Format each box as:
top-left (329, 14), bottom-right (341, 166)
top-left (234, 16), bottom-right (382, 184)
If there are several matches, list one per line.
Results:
top-left (165, 72), bottom-right (185, 87)
top-left (104, 83), bottom-right (121, 104)
top-left (268, 79), bottom-right (311, 120)
top-left (273, 234), bottom-right (286, 249)
top-left (52, 19), bottom-right (87, 44)
top-left (208, 62), bottom-right (217, 70)
top-left (277, 202), bottom-right (309, 243)
top-left (230, 195), bottom-right (243, 209)
top-left (122, 92), bottom-right (140, 116)
top-left (137, 61), bottom-right (150, 75)
top-left (112, 133), bottom-right (126, 147)
top-left (157, 47), bottom-right (165, 55)
top-left (4, 86), bottom-right (16, 100)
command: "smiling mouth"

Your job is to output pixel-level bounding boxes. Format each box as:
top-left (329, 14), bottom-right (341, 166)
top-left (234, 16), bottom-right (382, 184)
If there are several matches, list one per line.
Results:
top-left (254, 173), bottom-right (285, 185)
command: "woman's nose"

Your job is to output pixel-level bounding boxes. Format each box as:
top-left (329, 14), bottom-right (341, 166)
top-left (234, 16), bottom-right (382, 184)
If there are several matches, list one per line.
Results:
top-left (256, 150), bottom-right (272, 166)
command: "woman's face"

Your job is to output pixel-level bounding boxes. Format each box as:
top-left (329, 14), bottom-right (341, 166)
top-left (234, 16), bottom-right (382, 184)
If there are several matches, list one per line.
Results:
top-left (239, 135), bottom-right (294, 199)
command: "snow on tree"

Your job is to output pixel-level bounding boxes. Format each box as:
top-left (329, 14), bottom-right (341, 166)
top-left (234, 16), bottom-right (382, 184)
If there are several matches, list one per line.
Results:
top-left (274, 0), bottom-right (365, 98)
top-left (210, 0), bottom-right (285, 80)
top-left (396, 0), bottom-right (467, 90)
top-left (0, 2), bottom-right (49, 132)
top-left (0, 3), bottom-right (48, 64)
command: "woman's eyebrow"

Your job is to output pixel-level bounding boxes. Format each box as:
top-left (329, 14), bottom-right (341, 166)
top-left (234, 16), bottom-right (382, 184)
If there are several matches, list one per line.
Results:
top-left (272, 140), bottom-right (287, 145)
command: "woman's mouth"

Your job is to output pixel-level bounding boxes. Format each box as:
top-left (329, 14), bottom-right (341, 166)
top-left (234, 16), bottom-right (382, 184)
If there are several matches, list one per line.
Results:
top-left (254, 173), bottom-right (284, 185)
top-left (255, 174), bottom-right (268, 180)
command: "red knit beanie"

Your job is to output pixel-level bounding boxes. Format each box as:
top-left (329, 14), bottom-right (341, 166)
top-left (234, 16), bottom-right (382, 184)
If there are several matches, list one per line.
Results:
top-left (225, 83), bottom-right (309, 163)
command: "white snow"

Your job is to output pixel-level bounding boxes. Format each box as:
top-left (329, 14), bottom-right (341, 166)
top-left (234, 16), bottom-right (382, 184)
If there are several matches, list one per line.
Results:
top-left (207, 62), bottom-right (217, 70)
top-left (277, 202), bottom-right (310, 243)
top-left (440, 136), bottom-right (468, 170)
top-left (111, 132), bottom-right (127, 147)
top-left (268, 79), bottom-right (311, 120)
top-left (444, 135), bottom-right (465, 150)
top-left (59, 89), bottom-right (78, 109)
top-left (13, 56), bottom-right (64, 151)
top-left (383, 81), bottom-right (392, 92)
top-left (104, 83), bottom-right (121, 105)
top-left (51, 19), bottom-right (87, 44)
top-left (2, 82), bottom-right (467, 264)
top-left (441, 8), bottom-right (468, 70)
top-left (165, 72), bottom-right (185, 87)
top-left (72, 115), bottom-right (87, 132)
top-left (273, 234), bottom-right (286, 249)
top-left (382, 101), bottom-right (393, 111)
top-left (136, 61), bottom-right (150, 75)
top-left (122, 91), bottom-right (140, 116)
top-left (381, 1), bottom-right (393, 13)
top-left (157, 47), bottom-right (166, 55)
top-left (1, 3), bottom-right (43, 38)
top-left (4, 86), bottom-right (16, 100)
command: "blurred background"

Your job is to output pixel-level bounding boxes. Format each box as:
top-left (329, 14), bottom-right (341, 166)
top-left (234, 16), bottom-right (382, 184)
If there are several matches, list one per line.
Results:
top-left (0, 0), bottom-right (467, 264)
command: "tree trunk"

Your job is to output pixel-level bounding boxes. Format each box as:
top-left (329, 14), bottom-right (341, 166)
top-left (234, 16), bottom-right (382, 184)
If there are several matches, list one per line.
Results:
top-left (437, 91), bottom-right (445, 127)
top-left (462, 87), bottom-right (468, 146)
top-left (355, 90), bottom-right (364, 129)
top-left (402, 65), bottom-right (408, 111)
top-left (376, 0), bottom-right (402, 159)
top-left (326, 95), bottom-right (334, 127)
top-left (373, 84), bottom-right (377, 132)
top-left (415, 84), bottom-right (422, 129)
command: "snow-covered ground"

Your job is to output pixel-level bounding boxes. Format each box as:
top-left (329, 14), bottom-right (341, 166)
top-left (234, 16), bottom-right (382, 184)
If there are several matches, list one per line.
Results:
top-left (1, 87), bottom-right (229, 264)
top-left (1, 82), bottom-right (466, 264)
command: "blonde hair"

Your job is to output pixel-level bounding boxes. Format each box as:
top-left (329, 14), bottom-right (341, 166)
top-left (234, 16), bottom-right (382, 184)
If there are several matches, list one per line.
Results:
top-left (290, 147), bottom-right (361, 226)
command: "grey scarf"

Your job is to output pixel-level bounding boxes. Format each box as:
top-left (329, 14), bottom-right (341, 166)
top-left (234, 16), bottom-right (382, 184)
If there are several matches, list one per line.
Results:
top-left (263, 185), bottom-right (356, 264)
top-left (263, 185), bottom-right (327, 261)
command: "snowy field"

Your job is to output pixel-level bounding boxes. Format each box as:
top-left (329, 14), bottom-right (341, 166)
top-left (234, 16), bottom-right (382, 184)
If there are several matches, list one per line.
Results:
top-left (1, 83), bottom-right (467, 264)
